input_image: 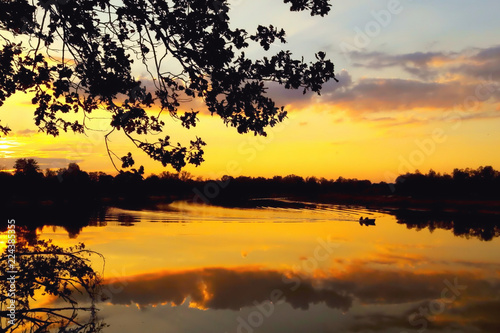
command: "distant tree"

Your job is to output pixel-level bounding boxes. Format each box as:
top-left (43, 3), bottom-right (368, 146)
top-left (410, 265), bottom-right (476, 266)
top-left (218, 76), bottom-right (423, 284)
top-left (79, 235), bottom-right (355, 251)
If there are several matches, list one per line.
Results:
top-left (114, 165), bottom-right (145, 184)
top-left (67, 162), bottom-right (81, 174)
top-left (427, 169), bottom-right (437, 178)
top-left (336, 176), bottom-right (346, 183)
top-left (318, 177), bottom-right (331, 186)
top-left (272, 176), bottom-right (283, 182)
top-left (159, 171), bottom-right (179, 180)
top-left (145, 174), bottom-right (160, 182)
top-left (306, 176), bottom-right (319, 184)
top-left (59, 163), bottom-right (90, 185)
top-left (284, 174), bottom-right (304, 183)
top-left (44, 168), bottom-right (57, 177)
top-left (178, 171), bottom-right (193, 182)
top-left (13, 158), bottom-right (40, 176)
top-left (221, 175), bottom-right (233, 183)
top-left (0, 0), bottom-right (337, 172)
top-left (475, 165), bottom-right (497, 181)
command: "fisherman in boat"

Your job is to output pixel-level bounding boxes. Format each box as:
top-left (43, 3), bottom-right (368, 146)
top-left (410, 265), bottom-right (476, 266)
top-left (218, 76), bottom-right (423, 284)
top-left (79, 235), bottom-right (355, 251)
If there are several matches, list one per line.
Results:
top-left (359, 217), bottom-right (376, 225)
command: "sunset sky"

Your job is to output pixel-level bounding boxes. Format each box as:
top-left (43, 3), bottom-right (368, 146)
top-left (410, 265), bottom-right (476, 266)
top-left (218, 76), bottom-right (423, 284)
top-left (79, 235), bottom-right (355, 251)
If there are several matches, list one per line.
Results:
top-left (1, 0), bottom-right (500, 182)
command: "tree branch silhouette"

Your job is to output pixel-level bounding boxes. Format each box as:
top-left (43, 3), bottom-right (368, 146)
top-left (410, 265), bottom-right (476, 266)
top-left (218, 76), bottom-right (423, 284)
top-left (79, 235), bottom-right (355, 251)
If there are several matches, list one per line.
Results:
top-left (0, 0), bottom-right (337, 171)
top-left (0, 228), bottom-right (106, 333)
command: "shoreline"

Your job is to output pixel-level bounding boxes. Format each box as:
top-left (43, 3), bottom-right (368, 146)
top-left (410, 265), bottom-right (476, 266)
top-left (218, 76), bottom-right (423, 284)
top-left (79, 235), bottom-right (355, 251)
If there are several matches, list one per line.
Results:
top-left (4, 192), bottom-right (500, 214)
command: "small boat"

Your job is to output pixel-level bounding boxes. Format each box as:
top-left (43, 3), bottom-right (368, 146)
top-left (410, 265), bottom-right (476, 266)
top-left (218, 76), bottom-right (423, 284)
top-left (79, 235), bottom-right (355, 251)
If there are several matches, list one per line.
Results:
top-left (359, 217), bottom-right (376, 226)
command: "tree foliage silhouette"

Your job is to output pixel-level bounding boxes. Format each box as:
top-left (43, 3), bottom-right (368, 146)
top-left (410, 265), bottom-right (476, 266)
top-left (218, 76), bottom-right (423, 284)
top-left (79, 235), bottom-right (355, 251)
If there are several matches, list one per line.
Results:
top-left (0, 0), bottom-right (337, 171)
top-left (13, 158), bottom-right (41, 176)
top-left (0, 227), bottom-right (105, 332)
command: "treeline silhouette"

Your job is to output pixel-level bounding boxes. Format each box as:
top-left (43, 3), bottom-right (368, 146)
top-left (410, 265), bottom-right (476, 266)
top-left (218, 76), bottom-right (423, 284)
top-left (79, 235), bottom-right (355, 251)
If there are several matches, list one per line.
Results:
top-left (3, 159), bottom-right (500, 241)
top-left (395, 166), bottom-right (500, 200)
top-left (2, 159), bottom-right (500, 210)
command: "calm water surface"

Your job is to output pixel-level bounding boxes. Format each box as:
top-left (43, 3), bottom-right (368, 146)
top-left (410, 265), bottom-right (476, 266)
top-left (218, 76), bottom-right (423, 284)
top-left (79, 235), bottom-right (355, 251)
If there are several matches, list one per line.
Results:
top-left (28, 201), bottom-right (500, 332)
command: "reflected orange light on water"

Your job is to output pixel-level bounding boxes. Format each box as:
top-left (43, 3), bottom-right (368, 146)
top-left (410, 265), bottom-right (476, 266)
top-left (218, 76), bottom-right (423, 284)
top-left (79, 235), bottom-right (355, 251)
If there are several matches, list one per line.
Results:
top-left (30, 202), bottom-right (500, 280)
top-left (3, 202), bottom-right (500, 333)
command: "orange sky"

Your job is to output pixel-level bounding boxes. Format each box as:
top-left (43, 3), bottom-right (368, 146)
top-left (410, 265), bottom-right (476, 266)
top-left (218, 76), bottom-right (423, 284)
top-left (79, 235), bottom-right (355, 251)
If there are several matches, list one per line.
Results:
top-left (1, 1), bottom-right (500, 182)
